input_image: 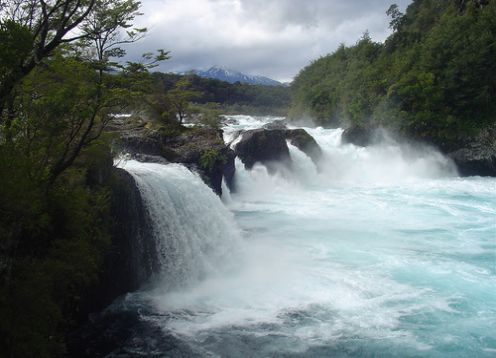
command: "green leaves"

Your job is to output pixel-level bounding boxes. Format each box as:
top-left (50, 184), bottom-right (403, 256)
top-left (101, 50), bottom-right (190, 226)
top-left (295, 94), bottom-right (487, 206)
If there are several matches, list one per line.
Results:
top-left (290, 0), bottom-right (496, 148)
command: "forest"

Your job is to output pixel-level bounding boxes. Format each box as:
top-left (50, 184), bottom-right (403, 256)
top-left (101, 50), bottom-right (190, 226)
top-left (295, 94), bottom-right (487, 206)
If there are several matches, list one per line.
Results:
top-left (151, 72), bottom-right (290, 117)
top-left (290, 0), bottom-right (496, 151)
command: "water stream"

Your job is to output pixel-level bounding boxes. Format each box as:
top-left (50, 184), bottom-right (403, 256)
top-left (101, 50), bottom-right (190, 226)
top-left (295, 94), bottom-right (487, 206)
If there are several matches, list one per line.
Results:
top-left (117, 115), bottom-right (495, 357)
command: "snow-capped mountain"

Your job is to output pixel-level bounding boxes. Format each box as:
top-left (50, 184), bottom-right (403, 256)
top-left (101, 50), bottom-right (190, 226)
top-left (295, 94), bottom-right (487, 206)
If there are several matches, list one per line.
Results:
top-left (189, 66), bottom-right (282, 86)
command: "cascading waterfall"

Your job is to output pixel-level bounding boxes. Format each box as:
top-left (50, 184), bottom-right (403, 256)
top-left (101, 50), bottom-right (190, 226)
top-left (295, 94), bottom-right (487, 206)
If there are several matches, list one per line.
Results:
top-left (112, 116), bottom-right (495, 357)
top-left (120, 160), bottom-right (242, 290)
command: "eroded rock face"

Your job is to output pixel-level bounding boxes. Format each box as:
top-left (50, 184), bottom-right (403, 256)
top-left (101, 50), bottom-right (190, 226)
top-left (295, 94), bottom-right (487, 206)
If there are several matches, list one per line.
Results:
top-left (234, 128), bottom-right (291, 170)
top-left (117, 126), bottom-right (235, 196)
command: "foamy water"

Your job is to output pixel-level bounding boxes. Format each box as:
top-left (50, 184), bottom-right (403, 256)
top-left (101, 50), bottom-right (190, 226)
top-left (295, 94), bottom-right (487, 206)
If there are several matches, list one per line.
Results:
top-left (118, 116), bottom-right (495, 357)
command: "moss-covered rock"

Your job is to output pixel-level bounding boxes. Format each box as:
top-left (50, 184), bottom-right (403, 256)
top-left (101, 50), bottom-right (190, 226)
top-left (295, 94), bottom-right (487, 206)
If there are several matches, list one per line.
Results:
top-left (116, 124), bottom-right (235, 195)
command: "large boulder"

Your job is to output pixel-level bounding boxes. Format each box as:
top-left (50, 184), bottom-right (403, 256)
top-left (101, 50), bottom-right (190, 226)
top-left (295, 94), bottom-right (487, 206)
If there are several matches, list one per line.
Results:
top-left (234, 127), bottom-right (323, 171)
top-left (286, 128), bottom-right (323, 164)
top-left (234, 128), bottom-right (291, 170)
top-left (341, 126), bottom-right (377, 147)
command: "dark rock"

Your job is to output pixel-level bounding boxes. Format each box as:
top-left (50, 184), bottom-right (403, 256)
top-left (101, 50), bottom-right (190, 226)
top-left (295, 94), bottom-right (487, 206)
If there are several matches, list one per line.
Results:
top-left (222, 148), bottom-right (236, 192)
top-left (286, 128), bottom-right (323, 164)
top-left (234, 128), bottom-right (291, 170)
top-left (68, 298), bottom-right (202, 357)
top-left (446, 125), bottom-right (496, 177)
top-left (341, 126), bottom-right (377, 147)
top-left (449, 148), bottom-right (496, 176)
top-left (263, 119), bottom-right (287, 130)
top-left (234, 127), bottom-right (323, 171)
top-left (165, 128), bottom-right (235, 195)
top-left (81, 168), bottom-right (158, 317)
top-left (117, 128), bottom-right (165, 158)
top-left (117, 126), bottom-right (235, 196)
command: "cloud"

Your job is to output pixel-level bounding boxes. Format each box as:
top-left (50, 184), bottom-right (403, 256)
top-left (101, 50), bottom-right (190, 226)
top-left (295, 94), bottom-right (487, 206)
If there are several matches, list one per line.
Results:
top-left (125, 0), bottom-right (411, 82)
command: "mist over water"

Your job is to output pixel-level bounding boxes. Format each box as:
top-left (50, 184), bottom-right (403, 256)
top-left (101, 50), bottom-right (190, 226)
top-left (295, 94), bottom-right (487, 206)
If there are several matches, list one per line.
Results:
top-left (120, 116), bottom-right (496, 357)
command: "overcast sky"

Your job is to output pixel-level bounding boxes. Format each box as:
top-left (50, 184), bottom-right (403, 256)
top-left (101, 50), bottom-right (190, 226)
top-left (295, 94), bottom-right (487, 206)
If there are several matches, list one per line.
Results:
top-left (126, 0), bottom-right (412, 82)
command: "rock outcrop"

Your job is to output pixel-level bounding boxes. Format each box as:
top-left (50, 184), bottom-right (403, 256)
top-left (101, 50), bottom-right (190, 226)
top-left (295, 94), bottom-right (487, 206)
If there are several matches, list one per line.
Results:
top-left (262, 119), bottom-right (287, 130)
top-left (448, 126), bottom-right (496, 176)
top-left (449, 148), bottom-right (496, 176)
top-left (286, 128), bottom-right (323, 164)
top-left (234, 128), bottom-right (291, 170)
top-left (116, 124), bottom-right (235, 195)
top-left (81, 169), bottom-right (158, 316)
top-left (234, 126), bottom-right (323, 171)
top-left (341, 126), bottom-right (378, 147)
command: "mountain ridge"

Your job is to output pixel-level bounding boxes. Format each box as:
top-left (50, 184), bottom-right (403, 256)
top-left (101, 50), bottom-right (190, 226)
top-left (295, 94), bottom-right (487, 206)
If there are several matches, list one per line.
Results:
top-left (187, 66), bottom-right (282, 86)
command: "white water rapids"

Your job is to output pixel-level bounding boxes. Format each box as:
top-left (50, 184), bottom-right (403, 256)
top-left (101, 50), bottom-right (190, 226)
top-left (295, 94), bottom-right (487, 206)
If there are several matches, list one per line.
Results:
top-left (119, 115), bottom-right (496, 357)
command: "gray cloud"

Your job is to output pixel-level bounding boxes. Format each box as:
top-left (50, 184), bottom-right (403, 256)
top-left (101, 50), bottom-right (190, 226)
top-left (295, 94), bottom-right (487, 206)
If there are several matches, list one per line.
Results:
top-left (124, 0), bottom-right (411, 82)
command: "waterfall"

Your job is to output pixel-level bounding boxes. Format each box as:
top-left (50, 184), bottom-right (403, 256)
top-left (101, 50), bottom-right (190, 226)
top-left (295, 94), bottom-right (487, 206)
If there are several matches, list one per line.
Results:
top-left (120, 160), bottom-right (242, 290)
top-left (105, 117), bottom-right (494, 357)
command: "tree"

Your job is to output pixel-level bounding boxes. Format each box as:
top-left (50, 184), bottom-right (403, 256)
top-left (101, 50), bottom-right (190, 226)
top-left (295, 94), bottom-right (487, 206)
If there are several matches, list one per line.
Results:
top-left (0, 0), bottom-right (97, 119)
top-left (0, 1), bottom-right (168, 354)
top-left (166, 77), bottom-right (201, 123)
top-left (386, 4), bottom-right (404, 31)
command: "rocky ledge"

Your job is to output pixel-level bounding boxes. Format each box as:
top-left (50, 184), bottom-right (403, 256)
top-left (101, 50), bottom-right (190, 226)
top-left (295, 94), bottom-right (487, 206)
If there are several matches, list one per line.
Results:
top-left (114, 122), bottom-right (235, 195)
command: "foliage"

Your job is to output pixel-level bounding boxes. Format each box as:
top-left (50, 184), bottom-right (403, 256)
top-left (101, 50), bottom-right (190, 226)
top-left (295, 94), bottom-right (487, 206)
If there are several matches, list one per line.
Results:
top-left (151, 72), bottom-right (291, 117)
top-left (0, 0), bottom-right (167, 355)
top-left (200, 148), bottom-right (226, 171)
top-left (290, 0), bottom-right (496, 150)
top-left (189, 102), bottom-right (223, 129)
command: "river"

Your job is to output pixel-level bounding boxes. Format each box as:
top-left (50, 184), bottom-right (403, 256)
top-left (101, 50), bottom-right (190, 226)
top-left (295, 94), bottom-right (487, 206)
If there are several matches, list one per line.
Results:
top-left (115, 115), bottom-right (495, 357)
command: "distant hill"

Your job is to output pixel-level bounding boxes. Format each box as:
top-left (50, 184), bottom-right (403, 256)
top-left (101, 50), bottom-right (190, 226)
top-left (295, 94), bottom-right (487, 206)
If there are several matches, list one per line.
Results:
top-left (152, 72), bottom-right (290, 116)
top-left (188, 66), bottom-right (282, 86)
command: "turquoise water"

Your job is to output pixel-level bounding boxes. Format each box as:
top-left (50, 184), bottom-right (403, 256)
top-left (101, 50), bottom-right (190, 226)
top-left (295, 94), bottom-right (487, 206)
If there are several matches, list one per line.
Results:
top-left (122, 116), bottom-right (496, 357)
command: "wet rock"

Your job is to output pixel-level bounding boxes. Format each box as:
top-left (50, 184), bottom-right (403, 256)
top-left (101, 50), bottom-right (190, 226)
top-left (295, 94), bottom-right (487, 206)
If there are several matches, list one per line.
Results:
top-left (341, 126), bottom-right (377, 147)
top-left (117, 125), bottom-right (235, 196)
top-left (262, 119), bottom-right (287, 130)
top-left (234, 127), bottom-right (323, 171)
top-left (447, 125), bottom-right (496, 177)
top-left (99, 169), bottom-right (158, 305)
top-left (68, 300), bottom-right (202, 357)
top-left (286, 128), bottom-right (323, 164)
top-left (449, 148), bottom-right (496, 176)
top-left (234, 128), bottom-right (291, 170)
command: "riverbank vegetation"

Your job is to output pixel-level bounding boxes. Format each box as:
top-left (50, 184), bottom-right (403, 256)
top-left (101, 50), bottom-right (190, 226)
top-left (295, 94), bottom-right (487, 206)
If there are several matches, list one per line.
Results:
top-left (0, 0), bottom-right (168, 355)
top-left (290, 0), bottom-right (496, 151)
